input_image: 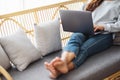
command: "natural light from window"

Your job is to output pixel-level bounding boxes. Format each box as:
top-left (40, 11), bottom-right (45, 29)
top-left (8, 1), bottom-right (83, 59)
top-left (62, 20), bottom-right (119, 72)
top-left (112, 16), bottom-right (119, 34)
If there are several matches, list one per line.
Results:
top-left (0, 0), bottom-right (68, 15)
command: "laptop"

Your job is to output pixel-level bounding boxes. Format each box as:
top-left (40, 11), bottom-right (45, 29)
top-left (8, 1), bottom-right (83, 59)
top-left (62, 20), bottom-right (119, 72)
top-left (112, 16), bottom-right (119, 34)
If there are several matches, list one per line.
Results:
top-left (59, 10), bottom-right (102, 35)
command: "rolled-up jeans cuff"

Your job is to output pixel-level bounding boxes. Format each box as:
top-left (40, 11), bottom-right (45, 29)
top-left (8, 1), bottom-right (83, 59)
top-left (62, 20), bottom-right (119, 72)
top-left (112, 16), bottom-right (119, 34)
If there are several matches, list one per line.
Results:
top-left (72, 60), bottom-right (78, 69)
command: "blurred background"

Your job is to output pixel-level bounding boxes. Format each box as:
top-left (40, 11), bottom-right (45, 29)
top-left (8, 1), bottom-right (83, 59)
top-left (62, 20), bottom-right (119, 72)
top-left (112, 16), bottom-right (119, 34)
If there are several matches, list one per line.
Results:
top-left (0, 0), bottom-right (68, 15)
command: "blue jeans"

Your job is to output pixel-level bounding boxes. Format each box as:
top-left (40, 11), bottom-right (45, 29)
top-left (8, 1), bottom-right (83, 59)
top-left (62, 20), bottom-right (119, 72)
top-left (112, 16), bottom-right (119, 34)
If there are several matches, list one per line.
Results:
top-left (63, 33), bottom-right (113, 68)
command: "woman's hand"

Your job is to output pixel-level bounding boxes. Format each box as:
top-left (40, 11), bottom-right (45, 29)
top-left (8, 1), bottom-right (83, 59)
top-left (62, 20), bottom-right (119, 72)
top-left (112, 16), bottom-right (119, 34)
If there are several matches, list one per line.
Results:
top-left (94, 25), bottom-right (104, 32)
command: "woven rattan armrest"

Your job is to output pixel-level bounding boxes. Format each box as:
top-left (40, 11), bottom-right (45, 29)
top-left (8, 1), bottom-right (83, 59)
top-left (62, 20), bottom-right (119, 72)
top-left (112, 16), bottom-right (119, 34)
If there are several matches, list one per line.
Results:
top-left (0, 66), bottom-right (13, 80)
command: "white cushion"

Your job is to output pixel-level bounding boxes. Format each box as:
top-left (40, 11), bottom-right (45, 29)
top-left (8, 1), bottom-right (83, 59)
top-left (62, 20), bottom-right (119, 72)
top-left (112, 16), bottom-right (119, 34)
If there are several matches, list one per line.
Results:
top-left (34, 19), bottom-right (62, 56)
top-left (0, 29), bottom-right (42, 71)
top-left (0, 44), bottom-right (10, 69)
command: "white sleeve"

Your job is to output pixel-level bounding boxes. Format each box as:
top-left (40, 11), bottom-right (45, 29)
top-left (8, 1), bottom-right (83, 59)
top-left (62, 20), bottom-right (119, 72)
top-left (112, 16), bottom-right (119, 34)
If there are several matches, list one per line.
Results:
top-left (102, 5), bottom-right (120, 32)
top-left (103, 14), bottom-right (120, 32)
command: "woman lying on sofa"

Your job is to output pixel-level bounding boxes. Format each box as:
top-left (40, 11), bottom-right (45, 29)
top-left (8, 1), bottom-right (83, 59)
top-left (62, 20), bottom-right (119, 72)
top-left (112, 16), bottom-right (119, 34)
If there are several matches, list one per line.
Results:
top-left (44, 0), bottom-right (120, 78)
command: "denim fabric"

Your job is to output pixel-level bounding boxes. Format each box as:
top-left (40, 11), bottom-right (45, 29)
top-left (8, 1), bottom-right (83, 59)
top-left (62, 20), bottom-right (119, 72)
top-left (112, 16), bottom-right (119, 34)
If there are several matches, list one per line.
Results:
top-left (63, 33), bottom-right (113, 68)
top-left (64, 33), bottom-right (86, 55)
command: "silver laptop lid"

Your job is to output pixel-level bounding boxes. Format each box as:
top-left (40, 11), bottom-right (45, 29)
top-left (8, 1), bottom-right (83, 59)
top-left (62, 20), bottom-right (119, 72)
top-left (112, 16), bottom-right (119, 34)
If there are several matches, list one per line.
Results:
top-left (59, 10), bottom-right (94, 35)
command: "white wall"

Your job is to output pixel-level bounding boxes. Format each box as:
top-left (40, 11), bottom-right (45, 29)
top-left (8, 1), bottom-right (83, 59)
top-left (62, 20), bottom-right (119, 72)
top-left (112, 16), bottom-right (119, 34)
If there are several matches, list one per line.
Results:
top-left (24, 0), bottom-right (67, 9)
top-left (0, 0), bottom-right (67, 15)
top-left (0, 0), bottom-right (23, 15)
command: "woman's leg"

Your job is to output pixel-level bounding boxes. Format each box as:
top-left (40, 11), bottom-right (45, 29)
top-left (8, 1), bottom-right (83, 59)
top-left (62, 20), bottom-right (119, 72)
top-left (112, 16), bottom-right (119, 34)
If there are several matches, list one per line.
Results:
top-left (53, 33), bottom-right (86, 73)
top-left (45, 33), bottom-right (86, 78)
top-left (72, 33), bottom-right (113, 68)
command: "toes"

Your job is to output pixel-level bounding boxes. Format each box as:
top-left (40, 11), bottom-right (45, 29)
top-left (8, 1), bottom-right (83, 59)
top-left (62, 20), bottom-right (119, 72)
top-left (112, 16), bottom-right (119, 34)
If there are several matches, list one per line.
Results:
top-left (44, 62), bottom-right (49, 68)
top-left (44, 62), bottom-right (56, 74)
top-left (50, 57), bottom-right (61, 65)
top-left (48, 65), bottom-right (56, 73)
top-left (49, 73), bottom-right (57, 79)
top-left (55, 57), bottom-right (61, 60)
top-left (53, 60), bottom-right (68, 74)
top-left (44, 62), bottom-right (49, 65)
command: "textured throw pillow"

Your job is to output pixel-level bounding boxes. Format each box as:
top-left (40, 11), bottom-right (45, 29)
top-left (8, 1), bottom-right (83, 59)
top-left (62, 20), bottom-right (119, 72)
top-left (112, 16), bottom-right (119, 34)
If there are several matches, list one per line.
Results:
top-left (34, 19), bottom-right (62, 56)
top-left (0, 44), bottom-right (10, 69)
top-left (0, 29), bottom-right (42, 71)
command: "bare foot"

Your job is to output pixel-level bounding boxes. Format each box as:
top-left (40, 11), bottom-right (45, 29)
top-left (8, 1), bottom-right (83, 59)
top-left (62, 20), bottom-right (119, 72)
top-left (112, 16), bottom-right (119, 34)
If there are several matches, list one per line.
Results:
top-left (44, 62), bottom-right (57, 75)
top-left (44, 57), bottom-right (61, 79)
top-left (49, 71), bottom-right (61, 79)
top-left (50, 57), bottom-right (61, 65)
top-left (54, 58), bottom-right (68, 74)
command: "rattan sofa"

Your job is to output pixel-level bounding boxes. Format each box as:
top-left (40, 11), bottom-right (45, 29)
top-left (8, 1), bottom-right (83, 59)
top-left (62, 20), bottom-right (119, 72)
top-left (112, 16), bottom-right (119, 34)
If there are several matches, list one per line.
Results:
top-left (1, 45), bottom-right (120, 80)
top-left (0, 1), bottom-right (120, 80)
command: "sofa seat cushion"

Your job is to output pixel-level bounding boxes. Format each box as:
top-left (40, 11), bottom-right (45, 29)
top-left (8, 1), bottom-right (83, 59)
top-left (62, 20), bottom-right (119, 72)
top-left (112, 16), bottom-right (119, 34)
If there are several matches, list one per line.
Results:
top-left (4, 46), bottom-right (120, 80)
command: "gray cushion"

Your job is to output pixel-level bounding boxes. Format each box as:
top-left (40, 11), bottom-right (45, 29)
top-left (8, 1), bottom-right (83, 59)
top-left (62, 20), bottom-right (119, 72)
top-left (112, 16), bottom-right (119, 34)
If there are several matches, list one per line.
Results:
top-left (4, 46), bottom-right (120, 80)
top-left (0, 44), bottom-right (10, 69)
top-left (34, 19), bottom-right (62, 56)
top-left (0, 29), bottom-right (42, 71)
